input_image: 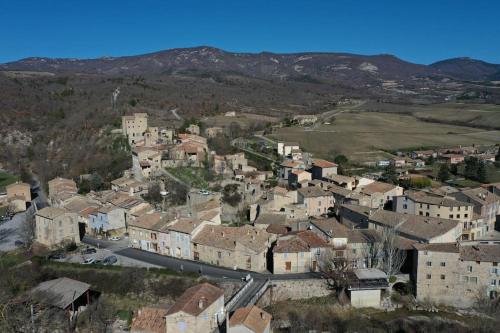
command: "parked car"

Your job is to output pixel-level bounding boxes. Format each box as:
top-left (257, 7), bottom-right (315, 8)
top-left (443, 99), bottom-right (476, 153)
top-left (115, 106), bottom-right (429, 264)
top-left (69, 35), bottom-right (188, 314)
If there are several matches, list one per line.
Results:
top-left (48, 252), bottom-right (66, 260)
top-left (110, 236), bottom-right (121, 241)
top-left (81, 247), bottom-right (97, 255)
top-left (82, 258), bottom-right (96, 265)
top-left (199, 189), bottom-right (210, 195)
top-left (14, 240), bottom-right (24, 247)
top-left (103, 255), bottom-right (118, 266)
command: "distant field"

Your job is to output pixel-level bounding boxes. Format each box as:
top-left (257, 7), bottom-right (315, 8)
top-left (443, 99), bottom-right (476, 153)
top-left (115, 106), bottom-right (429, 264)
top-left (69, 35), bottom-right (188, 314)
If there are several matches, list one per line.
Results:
top-left (363, 102), bottom-right (500, 130)
top-left (268, 111), bottom-right (500, 163)
top-left (202, 112), bottom-right (279, 129)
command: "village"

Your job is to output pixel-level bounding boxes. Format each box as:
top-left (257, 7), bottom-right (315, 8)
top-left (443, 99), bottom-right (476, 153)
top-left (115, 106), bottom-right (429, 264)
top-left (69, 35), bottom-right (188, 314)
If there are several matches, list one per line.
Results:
top-left (1, 110), bottom-right (500, 332)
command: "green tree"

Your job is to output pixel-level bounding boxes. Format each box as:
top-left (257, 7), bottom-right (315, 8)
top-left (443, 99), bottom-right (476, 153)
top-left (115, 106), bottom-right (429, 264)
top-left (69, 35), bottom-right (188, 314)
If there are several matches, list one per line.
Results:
top-left (334, 155), bottom-right (348, 165)
top-left (437, 163), bottom-right (450, 182)
top-left (382, 164), bottom-right (398, 184)
top-left (450, 163), bottom-right (458, 175)
top-left (477, 161), bottom-right (487, 183)
top-left (495, 147), bottom-right (500, 162)
top-left (465, 157), bottom-right (479, 180)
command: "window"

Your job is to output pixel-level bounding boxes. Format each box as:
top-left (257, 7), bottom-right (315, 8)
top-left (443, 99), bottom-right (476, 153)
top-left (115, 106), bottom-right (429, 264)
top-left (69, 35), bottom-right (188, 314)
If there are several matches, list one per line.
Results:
top-left (426, 261), bottom-right (432, 267)
top-left (440, 274), bottom-right (446, 280)
top-left (316, 248), bottom-right (321, 256)
top-left (464, 214), bottom-right (468, 218)
top-left (425, 212), bottom-right (430, 217)
top-left (491, 268), bottom-right (498, 274)
top-left (449, 215), bottom-right (453, 219)
top-left (427, 204), bottom-right (430, 209)
top-left (456, 214), bottom-right (460, 219)
top-left (419, 211), bottom-right (423, 216)
top-left (491, 279), bottom-right (497, 286)
top-left (462, 276), bottom-right (469, 283)
top-left (217, 251), bottom-right (222, 259)
top-left (426, 274), bottom-right (431, 279)
top-left (470, 277), bottom-right (478, 284)
top-left (437, 214), bottom-right (440, 217)
top-left (403, 204), bottom-right (408, 209)
top-left (440, 262), bottom-right (446, 267)
top-left (467, 266), bottom-right (473, 272)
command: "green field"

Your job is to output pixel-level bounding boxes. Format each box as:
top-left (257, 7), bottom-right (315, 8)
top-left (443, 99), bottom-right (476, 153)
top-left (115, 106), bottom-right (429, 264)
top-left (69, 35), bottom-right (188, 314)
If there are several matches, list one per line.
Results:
top-left (166, 167), bottom-right (214, 189)
top-left (0, 171), bottom-right (19, 191)
top-left (268, 111), bottom-right (500, 163)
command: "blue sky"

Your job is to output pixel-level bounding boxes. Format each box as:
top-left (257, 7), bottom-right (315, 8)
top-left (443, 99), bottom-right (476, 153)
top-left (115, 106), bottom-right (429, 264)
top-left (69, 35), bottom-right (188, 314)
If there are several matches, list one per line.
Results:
top-left (1, 0), bottom-right (499, 64)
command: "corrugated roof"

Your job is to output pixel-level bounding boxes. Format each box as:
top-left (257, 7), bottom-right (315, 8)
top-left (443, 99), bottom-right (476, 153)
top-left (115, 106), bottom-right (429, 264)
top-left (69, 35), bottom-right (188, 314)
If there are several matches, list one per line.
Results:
top-left (31, 278), bottom-right (90, 309)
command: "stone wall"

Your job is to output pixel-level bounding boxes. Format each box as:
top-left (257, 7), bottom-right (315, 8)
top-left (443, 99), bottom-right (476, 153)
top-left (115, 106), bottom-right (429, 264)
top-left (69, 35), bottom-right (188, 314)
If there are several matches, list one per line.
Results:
top-left (257, 279), bottom-right (332, 307)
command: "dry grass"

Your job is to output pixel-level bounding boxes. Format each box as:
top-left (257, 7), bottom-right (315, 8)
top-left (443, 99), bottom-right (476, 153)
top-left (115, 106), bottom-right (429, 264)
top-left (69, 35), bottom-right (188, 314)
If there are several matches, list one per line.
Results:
top-left (268, 111), bottom-right (500, 163)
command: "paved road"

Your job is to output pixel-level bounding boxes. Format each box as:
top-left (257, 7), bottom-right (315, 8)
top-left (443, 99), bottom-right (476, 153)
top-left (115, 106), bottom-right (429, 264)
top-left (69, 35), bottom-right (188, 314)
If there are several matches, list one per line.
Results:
top-left (0, 178), bottom-right (48, 252)
top-left (229, 279), bottom-right (267, 311)
top-left (82, 236), bottom-right (321, 281)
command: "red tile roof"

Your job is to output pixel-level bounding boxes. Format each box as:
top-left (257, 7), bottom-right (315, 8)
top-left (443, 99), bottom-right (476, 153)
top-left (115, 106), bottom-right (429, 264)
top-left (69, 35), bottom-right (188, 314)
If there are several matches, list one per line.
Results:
top-left (166, 283), bottom-right (223, 317)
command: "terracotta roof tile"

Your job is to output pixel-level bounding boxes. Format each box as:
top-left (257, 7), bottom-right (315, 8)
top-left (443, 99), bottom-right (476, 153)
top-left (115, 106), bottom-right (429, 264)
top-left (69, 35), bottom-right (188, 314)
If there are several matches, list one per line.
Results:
top-left (229, 306), bottom-right (272, 333)
top-left (166, 283), bottom-right (223, 317)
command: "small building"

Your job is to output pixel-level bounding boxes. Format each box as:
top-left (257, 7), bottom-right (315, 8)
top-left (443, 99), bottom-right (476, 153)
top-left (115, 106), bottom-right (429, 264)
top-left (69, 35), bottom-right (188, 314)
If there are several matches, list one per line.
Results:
top-left (310, 159), bottom-right (338, 180)
top-left (277, 142), bottom-right (300, 156)
top-left (129, 212), bottom-right (173, 254)
top-left (30, 278), bottom-right (95, 318)
top-left (273, 230), bottom-right (330, 273)
top-left (6, 182), bottom-right (31, 203)
top-left (165, 283), bottom-right (225, 333)
top-left (205, 126), bottom-right (224, 138)
top-left (288, 169), bottom-right (312, 189)
top-left (186, 124), bottom-right (201, 135)
top-left (35, 207), bottom-right (80, 248)
top-left (297, 186), bottom-right (334, 217)
top-left (229, 305), bottom-right (272, 333)
top-left (48, 177), bottom-right (78, 204)
top-left (348, 269), bottom-right (388, 308)
top-left (122, 113), bottom-right (149, 145)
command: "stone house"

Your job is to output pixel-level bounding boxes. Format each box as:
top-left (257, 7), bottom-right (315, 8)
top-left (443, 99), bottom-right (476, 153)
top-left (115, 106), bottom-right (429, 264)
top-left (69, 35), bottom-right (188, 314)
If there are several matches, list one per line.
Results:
top-left (122, 113), bottom-right (148, 145)
top-left (167, 218), bottom-right (212, 259)
top-left (277, 142), bottom-right (300, 156)
top-left (205, 126), bottom-right (224, 138)
top-left (165, 283), bottom-right (225, 333)
top-left (413, 242), bottom-right (500, 307)
top-left (394, 190), bottom-right (474, 224)
top-left (348, 269), bottom-right (388, 308)
top-left (129, 212), bottom-right (173, 253)
top-left (186, 124), bottom-right (200, 135)
top-left (35, 207), bottom-right (80, 248)
top-left (6, 182), bottom-right (31, 203)
top-left (451, 187), bottom-right (500, 235)
top-left (310, 158), bottom-right (338, 180)
top-left (273, 230), bottom-right (330, 273)
top-left (288, 170), bottom-right (312, 189)
top-left (324, 174), bottom-right (356, 190)
top-left (88, 205), bottom-right (127, 236)
top-left (297, 186), bottom-right (334, 217)
top-left (354, 181), bottom-right (403, 209)
top-left (340, 204), bottom-right (462, 244)
top-left (441, 154), bottom-right (465, 164)
top-left (229, 305), bottom-right (272, 333)
top-left (278, 160), bottom-right (305, 181)
top-left (48, 177), bottom-right (78, 204)
top-left (192, 225), bottom-right (274, 272)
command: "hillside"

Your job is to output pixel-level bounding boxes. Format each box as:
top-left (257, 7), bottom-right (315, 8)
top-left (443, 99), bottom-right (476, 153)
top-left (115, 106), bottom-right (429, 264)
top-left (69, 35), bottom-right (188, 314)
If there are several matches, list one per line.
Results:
top-left (431, 57), bottom-right (500, 81)
top-left (0, 46), bottom-right (499, 185)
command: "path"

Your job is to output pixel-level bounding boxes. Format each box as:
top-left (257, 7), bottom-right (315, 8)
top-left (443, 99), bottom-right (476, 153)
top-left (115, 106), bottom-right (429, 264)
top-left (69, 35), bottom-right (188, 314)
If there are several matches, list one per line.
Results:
top-left (170, 108), bottom-right (182, 120)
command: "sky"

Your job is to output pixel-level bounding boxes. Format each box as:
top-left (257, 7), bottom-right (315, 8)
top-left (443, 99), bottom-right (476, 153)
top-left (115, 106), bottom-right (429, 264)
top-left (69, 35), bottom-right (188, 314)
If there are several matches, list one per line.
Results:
top-left (1, 0), bottom-right (499, 64)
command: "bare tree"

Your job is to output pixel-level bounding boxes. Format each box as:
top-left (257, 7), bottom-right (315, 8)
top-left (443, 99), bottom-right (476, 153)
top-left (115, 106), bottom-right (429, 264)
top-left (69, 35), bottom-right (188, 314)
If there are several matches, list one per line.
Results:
top-left (319, 249), bottom-right (353, 304)
top-left (473, 285), bottom-right (500, 316)
top-left (379, 226), bottom-right (406, 277)
top-left (19, 211), bottom-right (36, 249)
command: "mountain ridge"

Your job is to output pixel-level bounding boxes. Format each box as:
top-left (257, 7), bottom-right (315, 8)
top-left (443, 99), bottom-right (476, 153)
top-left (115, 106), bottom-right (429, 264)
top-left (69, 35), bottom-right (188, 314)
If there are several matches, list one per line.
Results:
top-left (1, 46), bottom-right (498, 82)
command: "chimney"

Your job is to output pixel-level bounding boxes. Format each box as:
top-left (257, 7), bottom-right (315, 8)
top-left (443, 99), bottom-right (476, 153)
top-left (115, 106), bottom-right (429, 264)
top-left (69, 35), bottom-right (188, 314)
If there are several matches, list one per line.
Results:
top-left (198, 297), bottom-right (205, 309)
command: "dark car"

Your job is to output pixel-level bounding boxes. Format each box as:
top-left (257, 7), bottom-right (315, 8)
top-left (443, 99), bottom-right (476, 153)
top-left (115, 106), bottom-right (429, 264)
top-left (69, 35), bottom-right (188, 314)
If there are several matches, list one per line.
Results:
top-left (14, 240), bottom-right (25, 248)
top-left (81, 247), bottom-right (97, 255)
top-left (48, 252), bottom-right (66, 260)
top-left (103, 255), bottom-right (118, 266)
